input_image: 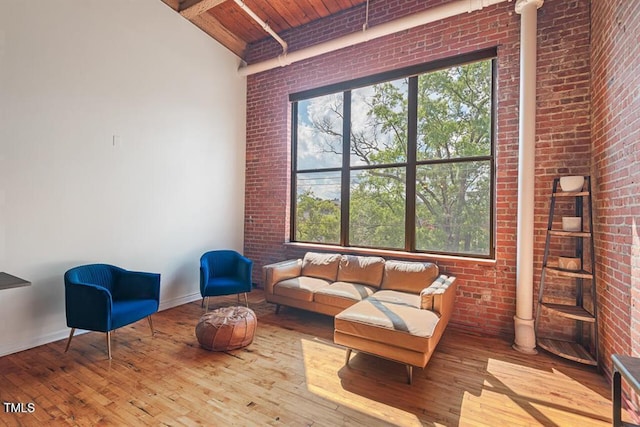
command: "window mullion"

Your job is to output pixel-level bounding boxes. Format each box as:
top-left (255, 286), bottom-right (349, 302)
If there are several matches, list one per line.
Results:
top-left (290, 101), bottom-right (298, 243)
top-left (405, 77), bottom-right (418, 252)
top-left (340, 91), bottom-right (351, 247)
top-left (490, 57), bottom-right (497, 259)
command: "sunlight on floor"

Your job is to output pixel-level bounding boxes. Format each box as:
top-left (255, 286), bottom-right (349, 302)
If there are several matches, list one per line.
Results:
top-left (457, 358), bottom-right (611, 427)
top-left (299, 337), bottom-right (425, 427)
top-left (289, 327), bottom-right (613, 427)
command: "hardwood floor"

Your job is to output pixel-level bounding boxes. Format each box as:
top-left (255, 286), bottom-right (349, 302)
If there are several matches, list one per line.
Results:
top-left (0, 290), bottom-right (618, 426)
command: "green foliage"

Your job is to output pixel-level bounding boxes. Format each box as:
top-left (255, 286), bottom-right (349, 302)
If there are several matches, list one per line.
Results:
top-left (414, 61), bottom-right (492, 253)
top-left (349, 168), bottom-right (406, 249)
top-left (295, 191), bottom-right (340, 244)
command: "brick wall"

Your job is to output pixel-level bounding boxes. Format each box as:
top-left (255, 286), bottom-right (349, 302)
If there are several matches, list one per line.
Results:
top-left (533, 0), bottom-right (592, 342)
top-left (591, 0), bottom-right (640, 376)
top-left (244, 0), bottom-right (592, 337)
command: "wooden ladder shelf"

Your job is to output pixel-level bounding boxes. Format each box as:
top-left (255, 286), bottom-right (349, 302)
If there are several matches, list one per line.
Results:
top-left (534, 176), bottom-right (598, 367)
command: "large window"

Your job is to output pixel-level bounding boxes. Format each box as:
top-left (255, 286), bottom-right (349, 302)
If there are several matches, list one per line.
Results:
top-left (291, 50), bottom-right (495, 258)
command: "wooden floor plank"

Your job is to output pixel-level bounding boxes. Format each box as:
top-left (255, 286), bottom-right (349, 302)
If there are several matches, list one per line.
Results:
top-left (0, 290), bottom-right (621, 426)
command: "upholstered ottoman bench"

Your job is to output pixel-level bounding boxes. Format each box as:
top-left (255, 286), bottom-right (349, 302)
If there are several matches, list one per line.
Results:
top-left (196, 306), bottom-right (257, 351)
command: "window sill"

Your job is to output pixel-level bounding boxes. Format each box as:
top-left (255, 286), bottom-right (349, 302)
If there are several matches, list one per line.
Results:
top-left (284, 242), bottom-right (496, 266)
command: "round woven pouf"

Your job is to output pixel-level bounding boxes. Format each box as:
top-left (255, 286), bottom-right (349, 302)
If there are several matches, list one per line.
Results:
top-left (195, 306), bottom-right (257, 351)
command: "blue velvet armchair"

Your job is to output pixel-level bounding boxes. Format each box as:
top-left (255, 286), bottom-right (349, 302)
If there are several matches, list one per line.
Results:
top-left (200, 250), bottom-right (253, 311)
top-left (64, 264), bottom-right (161, 359)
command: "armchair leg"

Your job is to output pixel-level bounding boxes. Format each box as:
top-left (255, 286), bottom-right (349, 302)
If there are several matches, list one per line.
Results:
top-left (106, 331), bottom-right (112, 359)
top-left (345, 348), bottom-right (352, 366)
top-left (65, 328), bottom-right (76, 353)
top-left (406, 365), bottom-right (413, 385)
top-left (201, 297), bottom-right (205, 308)
top-left (147, 316), bottom-right (154, 336)
top-left (243, 292), bottom-right (249, 307)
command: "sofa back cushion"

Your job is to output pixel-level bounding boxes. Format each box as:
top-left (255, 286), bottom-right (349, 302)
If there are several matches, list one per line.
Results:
top-left (301, 252), bottom-right (342, 281)
top-left (381, 260), bottom-right (439, 294)
top-left (337, 255), bottom-right (385, 288)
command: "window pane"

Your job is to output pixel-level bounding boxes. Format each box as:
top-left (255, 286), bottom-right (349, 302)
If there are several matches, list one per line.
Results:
top-left (415, 161), bottom-right (491, 255)
top-left (296, 94), bottom-right (343, 170)
top-left (295, 171), bottom-right (341, 244)
top-left (349, 167), bottom-right (405, 249)
top-left (417, 60), bottom-right (492, 161)
top-left (351, 79), bottom-right (408, 166)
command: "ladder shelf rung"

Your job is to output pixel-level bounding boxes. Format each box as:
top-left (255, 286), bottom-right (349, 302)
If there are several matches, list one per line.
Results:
top-left (537, 338), bottom-right (597, 366)
top-left (552, 191), bottom-right (590, 197)
top-left (548, 230), bottom-right (591, 238)
top-left (540, 303), bottom-right (596, 322)
top-left (544, 266), bottom-right (593, 279)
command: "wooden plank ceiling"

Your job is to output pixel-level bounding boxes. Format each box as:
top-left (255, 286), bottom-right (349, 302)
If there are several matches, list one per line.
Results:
top-left (161, 0), bottom-right (367, 59)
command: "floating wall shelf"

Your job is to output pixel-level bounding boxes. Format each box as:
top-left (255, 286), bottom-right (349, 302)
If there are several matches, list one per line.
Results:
top-left (0, 272), bottom-right (31, 290)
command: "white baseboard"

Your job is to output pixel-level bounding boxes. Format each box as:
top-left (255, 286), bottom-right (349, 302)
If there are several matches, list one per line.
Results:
top-left (159, 292), bottom-right (201, 311)
top-left (0, 293), bottom-right (202, 358)
top-left (0, 328), bottom-right (78, 358)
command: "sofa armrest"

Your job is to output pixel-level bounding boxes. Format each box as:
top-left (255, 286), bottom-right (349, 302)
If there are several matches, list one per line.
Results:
top-left (420, 275), bottom-right (457, 316)
top-left (263, 259), bottom-right (302, 295)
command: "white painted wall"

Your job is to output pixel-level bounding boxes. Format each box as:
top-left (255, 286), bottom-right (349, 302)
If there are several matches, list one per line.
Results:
top-left (0, 0), bottom-right (247, 356)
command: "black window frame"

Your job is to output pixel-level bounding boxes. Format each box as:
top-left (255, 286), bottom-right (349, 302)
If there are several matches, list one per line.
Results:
top-left (289, 48), bottom-right (497, 259)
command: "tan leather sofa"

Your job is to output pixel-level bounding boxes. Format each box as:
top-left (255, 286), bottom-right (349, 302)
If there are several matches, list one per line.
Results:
top-left (263, 252), bottom-right (457, 383)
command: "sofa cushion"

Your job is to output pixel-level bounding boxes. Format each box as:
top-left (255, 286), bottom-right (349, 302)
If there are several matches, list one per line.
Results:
top-left (336, 255), bottom-right (385, 288)
top-left (273, 276), bottom-right (331, 302)
top-left (381, 260), bottom-right (439, 294)
top-left (371, 289), bottom-right (421, 309)
top-left (335, 298), bottom-right (440, 352)
top-left (313, 282), bottom-right (376, 309)
top-left (301, 252), bottom-right (342, 282)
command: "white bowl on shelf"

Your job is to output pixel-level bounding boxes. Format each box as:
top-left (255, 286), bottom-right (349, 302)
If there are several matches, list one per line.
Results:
top-left (558, 256), bottom-right (581, 271)
top-left (562, 216), bottom-right (582, 232)
top-left (559, 176), bottom-right (584, 192)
